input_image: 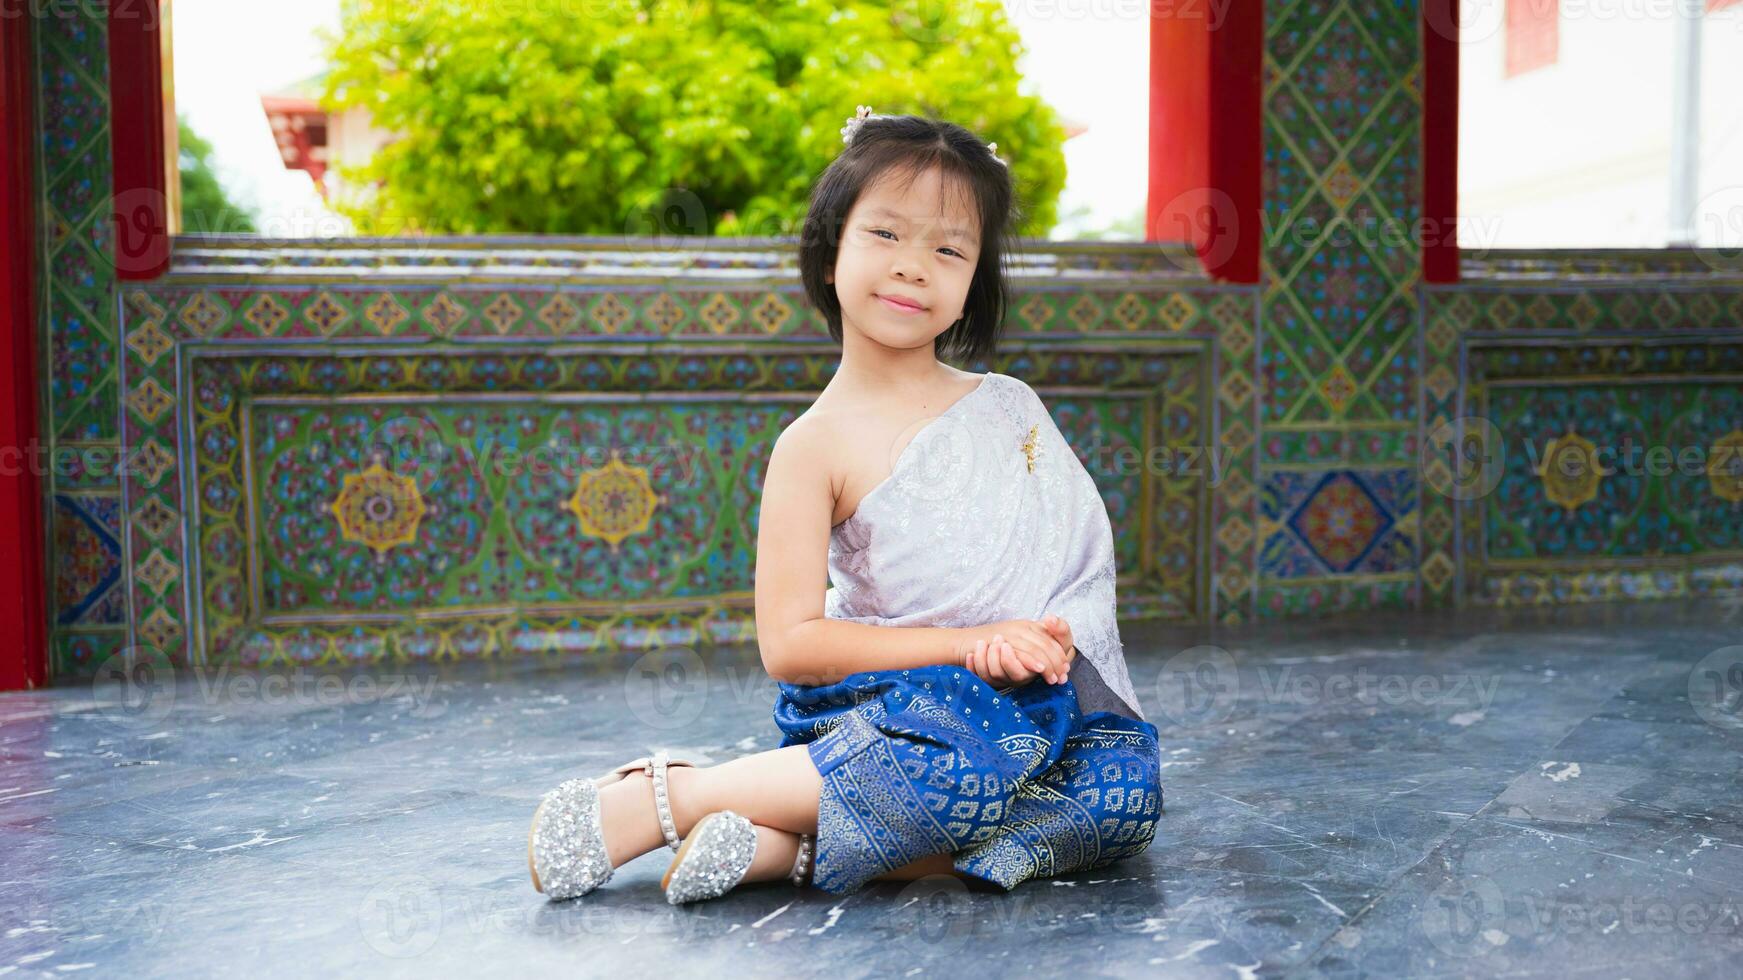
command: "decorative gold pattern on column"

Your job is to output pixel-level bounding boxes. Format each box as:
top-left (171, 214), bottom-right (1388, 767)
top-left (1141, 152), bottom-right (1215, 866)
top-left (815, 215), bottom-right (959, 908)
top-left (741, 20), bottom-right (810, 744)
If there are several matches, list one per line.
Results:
top-left (567, 452), bottom-right (659, 549)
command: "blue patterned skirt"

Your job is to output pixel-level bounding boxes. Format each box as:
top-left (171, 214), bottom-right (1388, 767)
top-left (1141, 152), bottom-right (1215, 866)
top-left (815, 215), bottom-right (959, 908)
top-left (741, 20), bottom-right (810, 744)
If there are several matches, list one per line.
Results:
top-left (773, 664), bottom-right (1163, 894)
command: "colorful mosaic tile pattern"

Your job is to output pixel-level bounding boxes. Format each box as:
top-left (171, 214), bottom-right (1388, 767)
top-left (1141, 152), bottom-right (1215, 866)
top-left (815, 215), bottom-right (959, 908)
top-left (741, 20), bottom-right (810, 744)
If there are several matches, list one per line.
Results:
top-left (1458, 339), bottom-right (1743, 604)
top-left (50, 493), bottom-right (124, 625)
top-left (1261, 469), bottom-right (1417, 577)
top-left (158, 329), bottom-right (1210, 665)
top-left (116, 289), bottom-right (187, 664)
top-left (33, 6), bottom-right (1743, 676)
top-left (1418, 301), bottom-right (1461, 605)
top-left (130, 282), bottom-right (1235, 343)
top-left (1211, 293), bottom-right (1259, 625)
top-left (1259, 0), bottom-right (1424, 615)
top-left (1435, 285), bottom-right (1743, 336)
top-left (34, 6), bottom-right (127, 674)
top-left (116, 276), bottom-right (1235, 664)
top-left (102, 269), bottom-right (1233, 668)
top-left (1424, 290), bottom-right (1743, 609)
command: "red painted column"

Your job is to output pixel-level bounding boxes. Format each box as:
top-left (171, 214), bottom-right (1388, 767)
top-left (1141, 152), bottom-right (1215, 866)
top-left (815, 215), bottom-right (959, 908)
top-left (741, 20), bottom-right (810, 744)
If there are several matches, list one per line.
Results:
top-left (2, 8), bottom-right (48, 690)
top-left (1422, 0), bottom-right (1461, 283)
top-left (108, 0), bottom-right (171, 280)
top-left (1146, 0), bottom-right (1262, 284)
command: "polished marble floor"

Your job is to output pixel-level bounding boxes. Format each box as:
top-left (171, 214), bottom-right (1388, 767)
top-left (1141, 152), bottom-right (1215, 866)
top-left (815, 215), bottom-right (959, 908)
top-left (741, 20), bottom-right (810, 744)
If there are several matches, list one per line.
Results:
top-left (2, 598), bottom-right (1741, 978)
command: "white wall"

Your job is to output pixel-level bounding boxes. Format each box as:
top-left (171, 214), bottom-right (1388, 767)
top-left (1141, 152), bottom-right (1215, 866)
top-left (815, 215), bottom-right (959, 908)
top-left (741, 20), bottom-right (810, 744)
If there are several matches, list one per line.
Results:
top-left (1459, 0), bottom-right (1743, 248)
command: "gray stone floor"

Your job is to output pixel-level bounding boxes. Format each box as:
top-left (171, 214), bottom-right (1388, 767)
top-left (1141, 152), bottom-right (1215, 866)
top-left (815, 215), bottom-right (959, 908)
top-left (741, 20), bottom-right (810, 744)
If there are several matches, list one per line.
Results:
top-left (2, 598), bottom-right (1741, 978)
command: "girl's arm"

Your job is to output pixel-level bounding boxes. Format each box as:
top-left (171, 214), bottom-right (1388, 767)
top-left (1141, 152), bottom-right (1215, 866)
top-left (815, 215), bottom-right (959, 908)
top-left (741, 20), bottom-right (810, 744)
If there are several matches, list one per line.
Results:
top-left (754, 416), bottom-right (970, 685)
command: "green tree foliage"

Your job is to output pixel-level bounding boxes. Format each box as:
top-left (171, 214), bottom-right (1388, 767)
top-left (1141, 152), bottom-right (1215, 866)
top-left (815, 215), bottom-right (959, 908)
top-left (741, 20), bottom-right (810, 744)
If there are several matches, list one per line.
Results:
top-left (319, 0), bottom-right (1066, 237)
top-left (178, 115), bottom-right (257, 234)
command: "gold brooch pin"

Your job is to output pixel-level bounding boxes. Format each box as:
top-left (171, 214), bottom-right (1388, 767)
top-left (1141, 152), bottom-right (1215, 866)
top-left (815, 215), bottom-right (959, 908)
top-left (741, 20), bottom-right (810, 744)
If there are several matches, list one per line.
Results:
top-left (1021, 423), bottom-right (1042, 473)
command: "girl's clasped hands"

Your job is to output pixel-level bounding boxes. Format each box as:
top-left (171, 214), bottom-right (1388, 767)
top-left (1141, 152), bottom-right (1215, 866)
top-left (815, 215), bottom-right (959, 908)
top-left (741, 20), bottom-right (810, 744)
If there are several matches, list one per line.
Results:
top-left (963, 614), bottom-right (1076, 687)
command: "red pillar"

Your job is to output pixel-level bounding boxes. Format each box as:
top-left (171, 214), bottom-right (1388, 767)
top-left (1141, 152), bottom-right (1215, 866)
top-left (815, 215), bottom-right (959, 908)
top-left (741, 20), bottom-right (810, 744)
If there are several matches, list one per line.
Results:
top-left (1146, 0), bottom-right (1262, 283)
top-left (1422, 0), bottom-right (1461, 283)
top-left (2, 9), bottom-right (48, 690)
top-left (108, 0), bottom-right (171, 280)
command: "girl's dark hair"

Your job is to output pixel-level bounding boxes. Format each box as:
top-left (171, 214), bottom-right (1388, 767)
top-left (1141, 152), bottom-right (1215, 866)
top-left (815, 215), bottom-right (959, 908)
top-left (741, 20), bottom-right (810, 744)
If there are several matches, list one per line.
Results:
top-left (798, 113), bottom-right (1022, 365)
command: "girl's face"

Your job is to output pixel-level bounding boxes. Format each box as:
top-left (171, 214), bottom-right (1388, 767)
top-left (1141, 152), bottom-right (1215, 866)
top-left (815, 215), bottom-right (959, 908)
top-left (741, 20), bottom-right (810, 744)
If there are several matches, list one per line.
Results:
top-left (827, 166), bottom-right (982, 351)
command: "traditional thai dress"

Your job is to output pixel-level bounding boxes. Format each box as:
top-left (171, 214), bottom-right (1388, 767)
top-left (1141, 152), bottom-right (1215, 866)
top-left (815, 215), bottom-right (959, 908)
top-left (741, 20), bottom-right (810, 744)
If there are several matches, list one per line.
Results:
top-left (772, 371), bottom-right (1163, 893)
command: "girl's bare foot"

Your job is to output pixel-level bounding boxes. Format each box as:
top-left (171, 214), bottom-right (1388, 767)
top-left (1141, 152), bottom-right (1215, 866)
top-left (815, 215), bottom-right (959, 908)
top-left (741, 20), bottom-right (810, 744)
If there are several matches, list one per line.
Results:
top-left (595, 769), bottom-right (672, 866)
top-left (527, 798), bottom-right (546, 891)
top-left (742, 825), bottom-right (803, 882)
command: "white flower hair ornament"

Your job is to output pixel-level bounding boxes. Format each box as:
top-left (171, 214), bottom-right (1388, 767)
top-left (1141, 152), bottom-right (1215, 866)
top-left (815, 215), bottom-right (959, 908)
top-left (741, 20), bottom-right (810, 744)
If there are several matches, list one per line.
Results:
top-left (840, 104), bottom-right (1007, 167)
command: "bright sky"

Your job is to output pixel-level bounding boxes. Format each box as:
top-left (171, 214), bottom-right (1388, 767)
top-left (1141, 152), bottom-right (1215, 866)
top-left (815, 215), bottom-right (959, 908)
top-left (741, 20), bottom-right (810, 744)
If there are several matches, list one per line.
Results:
top-left (1006, 1), bottom-right (1151, 237)
top-left (171, 0), bottom-right (343, 236)
top-left (170, 0), bottom-right (1150, 239)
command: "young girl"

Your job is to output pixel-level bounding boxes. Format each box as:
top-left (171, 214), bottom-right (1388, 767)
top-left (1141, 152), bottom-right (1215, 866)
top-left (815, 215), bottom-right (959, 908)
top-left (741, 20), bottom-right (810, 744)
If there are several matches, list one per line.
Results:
top-left (528, 107), bottom-right (1162, 904)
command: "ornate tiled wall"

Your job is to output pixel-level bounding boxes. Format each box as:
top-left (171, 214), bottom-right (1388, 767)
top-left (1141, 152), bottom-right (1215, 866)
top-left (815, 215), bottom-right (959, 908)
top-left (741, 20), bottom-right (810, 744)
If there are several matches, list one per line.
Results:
top-left (1257, 0), bottom-right (1426, 618)
top-left (31, 5), bottom-right (128, 673)
top-left (1426, 259), bottom-right (1743, 606)
top-left (29, 3), bottom-right (1743, 678)
top-left (101, 245), bottom-right (1236, 671)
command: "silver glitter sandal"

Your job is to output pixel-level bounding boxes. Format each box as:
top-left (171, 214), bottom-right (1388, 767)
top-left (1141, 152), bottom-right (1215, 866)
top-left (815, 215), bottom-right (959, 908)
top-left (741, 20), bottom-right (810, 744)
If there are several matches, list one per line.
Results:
top-left (660, 810), bottom-right (756, 904)
top-left (527, 749), bottom-right (697, 900)
top-left (661, 818), bottom-right (816, 905)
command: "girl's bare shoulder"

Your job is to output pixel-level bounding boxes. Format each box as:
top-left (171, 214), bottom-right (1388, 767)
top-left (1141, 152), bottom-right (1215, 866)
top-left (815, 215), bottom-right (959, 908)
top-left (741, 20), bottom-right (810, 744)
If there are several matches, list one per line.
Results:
top-left (769, 400), bottom-right (853, 485)
top-left (779, 393), bottom-right (890, 525)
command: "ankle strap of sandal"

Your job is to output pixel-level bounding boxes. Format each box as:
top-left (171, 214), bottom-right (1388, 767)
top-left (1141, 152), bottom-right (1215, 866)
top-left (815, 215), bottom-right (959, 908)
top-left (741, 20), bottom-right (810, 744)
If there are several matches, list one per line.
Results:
top-left (789, 832), bottom-right (814, 887)
top-left (641, 749), bottom-right (684, 851)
